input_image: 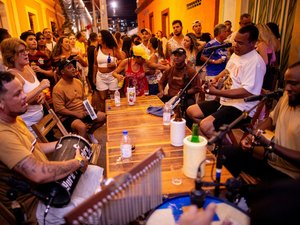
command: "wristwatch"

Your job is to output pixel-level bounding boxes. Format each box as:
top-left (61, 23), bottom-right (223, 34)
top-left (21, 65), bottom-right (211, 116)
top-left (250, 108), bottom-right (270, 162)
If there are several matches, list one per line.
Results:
top-left (76, 157), bottom-right (85, 170)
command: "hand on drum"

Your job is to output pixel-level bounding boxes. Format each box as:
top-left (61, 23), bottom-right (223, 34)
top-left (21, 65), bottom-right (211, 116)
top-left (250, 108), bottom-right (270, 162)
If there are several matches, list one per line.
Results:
top-left (75, 148), bottom-right (89, 173)
top-left (241, 134), bottom-right (254, 151)
top-left (178, 203), bottom-right (232, 225)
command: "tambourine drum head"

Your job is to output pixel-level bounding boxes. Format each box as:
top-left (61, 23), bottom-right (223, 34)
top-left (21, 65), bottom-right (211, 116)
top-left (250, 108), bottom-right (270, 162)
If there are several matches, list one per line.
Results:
top-left (51, 134), bottom-right (92, 161)
top-left (146, 195), bottom-right (250, 225)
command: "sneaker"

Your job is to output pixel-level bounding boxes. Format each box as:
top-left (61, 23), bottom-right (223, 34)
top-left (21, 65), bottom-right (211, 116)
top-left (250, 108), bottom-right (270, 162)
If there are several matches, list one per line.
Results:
top-left (87, 133), bottom-right (99, 144)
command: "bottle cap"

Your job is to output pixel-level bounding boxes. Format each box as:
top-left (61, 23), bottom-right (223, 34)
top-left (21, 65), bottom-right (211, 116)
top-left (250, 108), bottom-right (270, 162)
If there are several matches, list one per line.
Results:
top-left (122, 130), bottom-right (128, 135)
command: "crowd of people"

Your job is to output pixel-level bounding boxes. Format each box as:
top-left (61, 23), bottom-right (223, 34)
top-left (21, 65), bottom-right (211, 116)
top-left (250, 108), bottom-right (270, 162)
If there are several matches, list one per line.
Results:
top-left (1, 12), bottom-right (300, 225)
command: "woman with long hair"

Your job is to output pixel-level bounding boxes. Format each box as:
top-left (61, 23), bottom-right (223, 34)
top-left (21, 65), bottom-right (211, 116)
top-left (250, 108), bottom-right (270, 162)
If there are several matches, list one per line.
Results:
top-left (93, 30), bottom-right (125, 112)
top-left (121, 36), bottom-right (132, 58)
top-left (52, 36), bottom-right (87, 80)
top-left (1, 38), bottom-right (50, 134)
top-left (114, 31), bottom-right (123, 50)
top-left (146, 37), bottom-right (166, 95)
top-left (256, 23), bottom-right (278, 90)
top-left (183, 33), bottom-right (199, 69)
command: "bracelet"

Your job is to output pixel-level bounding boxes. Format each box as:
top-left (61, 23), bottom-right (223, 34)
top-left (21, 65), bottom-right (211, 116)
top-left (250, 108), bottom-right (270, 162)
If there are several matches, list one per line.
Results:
top-left (267, 136), bottom-right (275, 152)
top-left (263, 137), bottom-right (275, 158)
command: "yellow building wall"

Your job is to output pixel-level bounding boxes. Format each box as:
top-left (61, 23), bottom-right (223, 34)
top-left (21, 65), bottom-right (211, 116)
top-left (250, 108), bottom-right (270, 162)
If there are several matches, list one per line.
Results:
top-left (137, 0), bottom-right (217, 36)
top-left (0, 0), bottom-right (64, 37)
top-left (290, 0), bottom-right (300, 65)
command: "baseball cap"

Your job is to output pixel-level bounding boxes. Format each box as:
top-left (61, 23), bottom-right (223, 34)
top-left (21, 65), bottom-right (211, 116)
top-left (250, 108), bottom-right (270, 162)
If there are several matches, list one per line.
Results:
top-left (192, 20), bottom-right (201, 27)
top-left (132, 45), bottom-right (150, 60)
top-left (172, 48), bottom-right (186, 55)
top-left (58, 59), bottom-right (76, 72)
top-left (141, 28), bottom-right (152, 35)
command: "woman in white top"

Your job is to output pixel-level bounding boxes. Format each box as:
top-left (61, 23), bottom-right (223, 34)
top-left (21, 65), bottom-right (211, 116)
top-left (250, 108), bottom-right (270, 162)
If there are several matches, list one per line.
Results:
top-left (0, 38), bottom-right (50, 134)
top-left (146, 37), bottom-right (168, 95)
top-left (93, 30), bottom-right (125, 112)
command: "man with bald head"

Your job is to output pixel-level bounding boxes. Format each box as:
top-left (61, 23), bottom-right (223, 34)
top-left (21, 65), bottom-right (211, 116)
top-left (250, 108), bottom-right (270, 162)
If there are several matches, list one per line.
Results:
top-left (222, 61), bottom-right (300, 181)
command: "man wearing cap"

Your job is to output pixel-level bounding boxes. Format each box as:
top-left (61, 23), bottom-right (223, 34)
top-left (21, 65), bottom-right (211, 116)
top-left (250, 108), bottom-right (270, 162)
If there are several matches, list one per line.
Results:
top-left (158, 47), bottom-right (200, 112)
top-left (52, 59), bottom-right (106, 144)
top-left (139, 28), bottom-right (152, 56)
top-left (166, 20), bottom-right (185, 60)
top-left (192, 20), bottom-right (212, 44)
top-left (113, 45), bottom-right (168, 96)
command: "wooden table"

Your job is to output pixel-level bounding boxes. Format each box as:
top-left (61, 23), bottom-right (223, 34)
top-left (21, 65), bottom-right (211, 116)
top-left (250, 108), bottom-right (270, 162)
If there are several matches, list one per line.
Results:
top-left (105, 95), bottom-right (232, 195)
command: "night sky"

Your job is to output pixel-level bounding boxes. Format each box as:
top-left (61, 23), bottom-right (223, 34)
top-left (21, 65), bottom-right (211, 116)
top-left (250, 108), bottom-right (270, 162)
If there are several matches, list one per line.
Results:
top-left (107, 0), bottom-right (137, 22)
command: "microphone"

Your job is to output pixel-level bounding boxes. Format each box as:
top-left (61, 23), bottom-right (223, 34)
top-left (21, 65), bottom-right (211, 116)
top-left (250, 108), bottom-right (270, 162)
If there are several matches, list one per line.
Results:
top-left (244, 89), bottom-right (284, 102)
top-left (204, 43), bottom-right (232, 52)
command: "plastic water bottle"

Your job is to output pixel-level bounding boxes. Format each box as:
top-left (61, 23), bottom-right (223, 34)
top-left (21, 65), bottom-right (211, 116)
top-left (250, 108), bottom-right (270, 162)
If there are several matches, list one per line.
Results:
top-left (120, 130), bottom-right (132, 159)
top-left (114, 89), bottom-right (121, 106)
top-left (163, 103), bottom-right (171, 125)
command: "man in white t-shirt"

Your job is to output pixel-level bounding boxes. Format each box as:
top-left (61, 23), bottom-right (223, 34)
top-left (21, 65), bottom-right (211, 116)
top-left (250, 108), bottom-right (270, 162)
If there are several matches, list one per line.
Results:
top-left (139, 28), bottom-right (152, 56)
top-left (186, 25), bottom-right (266, 138)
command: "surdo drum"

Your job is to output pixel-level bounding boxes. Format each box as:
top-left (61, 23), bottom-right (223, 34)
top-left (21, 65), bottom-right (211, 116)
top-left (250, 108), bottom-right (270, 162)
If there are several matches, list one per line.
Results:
top-left (35, 134), bottom-right (93, 207)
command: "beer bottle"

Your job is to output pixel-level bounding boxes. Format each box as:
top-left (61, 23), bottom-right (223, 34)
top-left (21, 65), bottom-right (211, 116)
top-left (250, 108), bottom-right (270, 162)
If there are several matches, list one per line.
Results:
top-left (191, 123), bottom-right (200, 143)
top-left (174, 104), bottom-right (183, 122)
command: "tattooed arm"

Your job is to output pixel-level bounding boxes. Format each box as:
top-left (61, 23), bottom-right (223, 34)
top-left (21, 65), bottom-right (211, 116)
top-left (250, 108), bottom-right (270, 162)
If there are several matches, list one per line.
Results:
top-left (13, 149), bottom-right (88, 183)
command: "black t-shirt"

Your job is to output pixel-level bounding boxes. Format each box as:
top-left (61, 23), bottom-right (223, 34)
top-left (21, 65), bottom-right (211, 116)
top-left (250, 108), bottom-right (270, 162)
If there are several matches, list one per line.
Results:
top-left (195, 32), bottom-right (212, 66)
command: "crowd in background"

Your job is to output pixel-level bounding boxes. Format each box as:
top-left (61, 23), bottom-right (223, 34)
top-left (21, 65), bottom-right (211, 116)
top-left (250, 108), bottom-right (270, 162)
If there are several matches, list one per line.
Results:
top-left (2, 12), bottom-right (300, 225)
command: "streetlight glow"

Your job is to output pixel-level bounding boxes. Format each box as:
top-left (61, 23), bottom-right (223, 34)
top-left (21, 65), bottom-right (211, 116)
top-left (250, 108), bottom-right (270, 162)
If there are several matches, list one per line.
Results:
top-left (111, 2), bottom-right (117, 9)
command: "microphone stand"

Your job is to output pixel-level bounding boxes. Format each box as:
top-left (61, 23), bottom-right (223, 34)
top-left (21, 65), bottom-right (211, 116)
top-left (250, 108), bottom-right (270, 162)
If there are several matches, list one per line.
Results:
top-left (208, 97), bottom-right (268, 197)
top-left (190, 159), bottom-right (207, 208)
top-left (170, 51), bottom-right (215, 112)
